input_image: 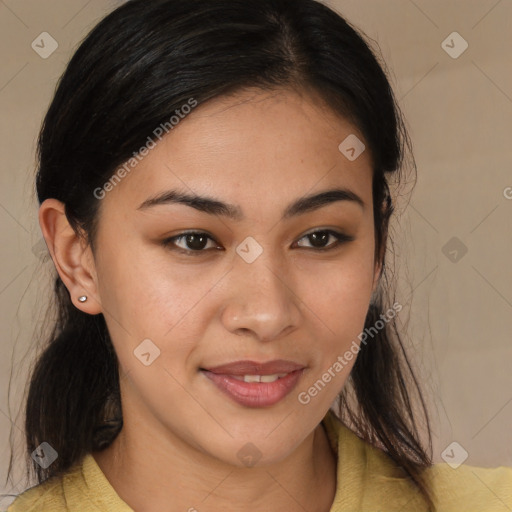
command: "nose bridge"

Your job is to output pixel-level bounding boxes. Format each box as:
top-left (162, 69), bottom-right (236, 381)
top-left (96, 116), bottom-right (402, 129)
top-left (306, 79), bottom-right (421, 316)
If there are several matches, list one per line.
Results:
top-left (221, 247), bottom-right (300, 340)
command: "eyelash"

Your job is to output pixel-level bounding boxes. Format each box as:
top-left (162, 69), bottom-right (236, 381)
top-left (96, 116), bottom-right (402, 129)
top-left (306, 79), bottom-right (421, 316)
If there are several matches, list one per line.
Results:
top-left (162, 229), bottom-right (354, 256)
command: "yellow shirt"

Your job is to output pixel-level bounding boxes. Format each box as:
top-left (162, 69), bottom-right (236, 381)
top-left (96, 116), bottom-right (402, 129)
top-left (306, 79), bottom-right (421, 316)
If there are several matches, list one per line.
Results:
top-left (8, 411), bottom-right (512, 511)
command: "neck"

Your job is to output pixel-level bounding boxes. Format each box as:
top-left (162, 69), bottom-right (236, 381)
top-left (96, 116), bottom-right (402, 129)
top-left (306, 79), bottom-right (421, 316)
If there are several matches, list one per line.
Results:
top-left (93, 411), bottom-right (337, 512)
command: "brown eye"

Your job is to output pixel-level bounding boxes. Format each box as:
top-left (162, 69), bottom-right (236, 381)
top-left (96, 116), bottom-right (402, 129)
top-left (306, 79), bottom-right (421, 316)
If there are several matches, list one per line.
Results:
top-left (181, 233), bottom-right (209, 250)
top-left (163, 232), bottom-right (220, 254)
top-left (295, 230), bottom-right (354, 251)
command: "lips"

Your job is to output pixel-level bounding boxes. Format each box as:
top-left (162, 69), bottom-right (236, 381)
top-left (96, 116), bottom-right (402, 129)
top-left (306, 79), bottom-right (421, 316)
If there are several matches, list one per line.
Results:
top-left (200, 359), bottom-right (306, 408)
top-left (202, 359), bottom-right (305, 376)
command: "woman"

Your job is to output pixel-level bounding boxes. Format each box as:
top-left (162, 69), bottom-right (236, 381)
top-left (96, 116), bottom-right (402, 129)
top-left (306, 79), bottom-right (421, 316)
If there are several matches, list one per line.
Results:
top-left (7, 0), bottom-right (512, 510)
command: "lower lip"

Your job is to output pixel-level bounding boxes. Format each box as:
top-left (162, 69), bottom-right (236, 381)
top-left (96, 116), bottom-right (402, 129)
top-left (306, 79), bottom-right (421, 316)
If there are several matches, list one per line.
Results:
top-left (201, 369), bottom-right (304, 408)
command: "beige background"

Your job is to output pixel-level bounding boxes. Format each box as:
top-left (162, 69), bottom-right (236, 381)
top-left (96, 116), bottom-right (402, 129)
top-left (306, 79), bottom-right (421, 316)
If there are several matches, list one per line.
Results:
top-left (1, 0), bottom-right (511, 506)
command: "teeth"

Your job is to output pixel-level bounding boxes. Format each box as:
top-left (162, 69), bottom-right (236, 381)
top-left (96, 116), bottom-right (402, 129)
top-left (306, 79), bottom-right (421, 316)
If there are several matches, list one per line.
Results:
top-left (244, 375), bottom-right (261, 383)
top-left (260, 374), bottom-right (284, 383)
top-left (242, 373), bottom-right (288, 383)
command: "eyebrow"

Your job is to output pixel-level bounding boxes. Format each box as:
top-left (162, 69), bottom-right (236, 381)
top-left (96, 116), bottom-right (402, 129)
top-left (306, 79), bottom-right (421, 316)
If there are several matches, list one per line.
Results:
top-left (137, 187), bottom-right (365, 220)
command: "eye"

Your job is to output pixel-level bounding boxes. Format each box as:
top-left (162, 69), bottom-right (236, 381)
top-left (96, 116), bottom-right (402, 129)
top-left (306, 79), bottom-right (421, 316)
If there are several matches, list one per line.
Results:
top-left (163, 229), bottom-right (354, 256)
top-left (294, 229), bottom-right (354, 251)
top-left (163, 232), bottom-right (221, 255)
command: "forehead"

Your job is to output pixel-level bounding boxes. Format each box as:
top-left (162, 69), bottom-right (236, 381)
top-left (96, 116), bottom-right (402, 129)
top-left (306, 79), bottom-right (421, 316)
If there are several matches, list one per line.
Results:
top-left (102, 87), bottom-right (374, 215)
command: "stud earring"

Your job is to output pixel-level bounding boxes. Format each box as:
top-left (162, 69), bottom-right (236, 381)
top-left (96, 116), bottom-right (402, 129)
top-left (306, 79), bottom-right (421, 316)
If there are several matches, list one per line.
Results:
top-left (78, 295), bottom-right (88, 303)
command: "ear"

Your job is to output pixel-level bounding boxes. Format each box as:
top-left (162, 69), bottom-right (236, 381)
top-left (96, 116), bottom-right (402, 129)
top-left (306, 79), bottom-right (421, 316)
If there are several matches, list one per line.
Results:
top-left (39, 198), bottom-right (102, 315)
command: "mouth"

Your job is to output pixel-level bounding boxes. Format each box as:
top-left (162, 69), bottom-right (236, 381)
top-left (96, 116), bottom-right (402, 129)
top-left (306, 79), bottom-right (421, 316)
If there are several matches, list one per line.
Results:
top-left (200, 359), bottom-right (306, 408)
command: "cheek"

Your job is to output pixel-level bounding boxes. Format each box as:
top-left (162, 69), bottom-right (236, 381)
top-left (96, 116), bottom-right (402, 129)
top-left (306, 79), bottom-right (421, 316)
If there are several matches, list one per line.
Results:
top-left (291, 237), bottom-right (375, 396)
top-left (293, 261), bottom-right (373, 409)
top-left (317, 262), bottom-right (372, 314)
top-left (301, 266), bottom-right (372, 373)
top-left (294, 239), bottom-right (375, 328)
top-left (94, 240), bottom-right (226, 373)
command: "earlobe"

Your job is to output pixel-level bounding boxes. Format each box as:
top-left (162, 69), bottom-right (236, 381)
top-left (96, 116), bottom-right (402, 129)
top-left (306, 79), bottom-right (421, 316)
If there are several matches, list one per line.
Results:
top-left (38, 198), bottom-right (102, 315)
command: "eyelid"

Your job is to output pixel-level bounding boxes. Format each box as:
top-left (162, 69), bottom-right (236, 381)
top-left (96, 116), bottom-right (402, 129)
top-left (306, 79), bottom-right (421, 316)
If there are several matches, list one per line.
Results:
top-left (299, 227), bottom-right (351, 239)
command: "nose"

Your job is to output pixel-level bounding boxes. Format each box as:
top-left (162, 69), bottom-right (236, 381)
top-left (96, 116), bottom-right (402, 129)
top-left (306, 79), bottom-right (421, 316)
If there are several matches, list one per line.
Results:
top-left (220, 251), bottom-right (301, 342)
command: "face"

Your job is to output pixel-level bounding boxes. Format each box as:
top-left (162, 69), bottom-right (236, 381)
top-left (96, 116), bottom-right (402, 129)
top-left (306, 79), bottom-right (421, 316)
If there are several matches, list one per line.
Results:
top-left (89, 87), bottom-right (380, 466)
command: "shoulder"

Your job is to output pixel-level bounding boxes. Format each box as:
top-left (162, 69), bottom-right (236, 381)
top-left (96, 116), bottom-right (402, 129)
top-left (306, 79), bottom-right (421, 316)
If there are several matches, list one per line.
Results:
top-left (7, 453), bottom-right (132, 512)
top-left (359, 437), bottom-right (512, 510)
top-left (425, 462), bottom-right (512, 510)
top-left (7, 475), bottom-right (68, 512)
top-left (322, 410), bottom-right (512, 511)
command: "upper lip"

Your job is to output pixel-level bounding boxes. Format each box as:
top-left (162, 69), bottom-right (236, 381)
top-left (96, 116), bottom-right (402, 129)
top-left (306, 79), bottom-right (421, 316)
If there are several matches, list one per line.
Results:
top-left (202, 359), bottom-right (305, 376)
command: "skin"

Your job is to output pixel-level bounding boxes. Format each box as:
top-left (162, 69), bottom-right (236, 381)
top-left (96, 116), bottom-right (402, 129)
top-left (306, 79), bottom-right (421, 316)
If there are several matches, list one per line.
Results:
top-left (40, 87), bottom-right (383, 512)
